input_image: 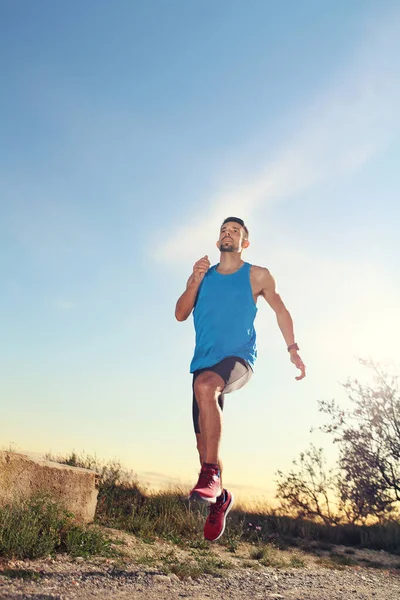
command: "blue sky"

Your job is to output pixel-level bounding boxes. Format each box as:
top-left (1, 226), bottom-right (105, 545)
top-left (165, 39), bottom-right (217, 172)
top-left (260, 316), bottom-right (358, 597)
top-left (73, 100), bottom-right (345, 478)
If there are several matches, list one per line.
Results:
top-left (1, 1), bottom-right (400, 503)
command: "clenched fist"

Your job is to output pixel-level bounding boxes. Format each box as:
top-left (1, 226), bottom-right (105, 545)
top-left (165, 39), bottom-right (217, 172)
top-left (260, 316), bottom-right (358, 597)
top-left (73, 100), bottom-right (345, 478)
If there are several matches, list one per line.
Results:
top-left (192, 255), bottom-right (210, 284)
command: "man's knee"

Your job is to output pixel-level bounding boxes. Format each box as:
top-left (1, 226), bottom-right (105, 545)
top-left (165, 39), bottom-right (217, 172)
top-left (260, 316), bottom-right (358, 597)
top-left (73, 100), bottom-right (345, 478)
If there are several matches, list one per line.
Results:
top-left (194, 373), bottom-right (224, 404)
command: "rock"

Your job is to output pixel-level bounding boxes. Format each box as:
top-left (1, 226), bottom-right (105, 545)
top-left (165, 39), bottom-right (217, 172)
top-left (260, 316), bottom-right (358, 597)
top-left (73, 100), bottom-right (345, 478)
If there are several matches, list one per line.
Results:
top-left (0, 451), bottom-right (98, 523)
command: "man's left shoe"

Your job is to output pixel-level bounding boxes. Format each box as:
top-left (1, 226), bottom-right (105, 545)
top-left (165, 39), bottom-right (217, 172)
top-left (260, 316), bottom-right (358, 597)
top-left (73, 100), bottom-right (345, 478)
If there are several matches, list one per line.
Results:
top-left (204, 489), bottom-right (234, 541)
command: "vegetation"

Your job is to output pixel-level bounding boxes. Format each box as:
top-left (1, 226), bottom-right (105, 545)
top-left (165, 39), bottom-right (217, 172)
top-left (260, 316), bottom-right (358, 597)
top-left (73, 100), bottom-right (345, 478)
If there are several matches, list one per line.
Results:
top-left (1, 360), bottom-right (399, 569)
top-left (0, 493), bottom-right (115, 559)
top-left (276, 360), bottom-right (400, 526)
top-left (44, 447), bottom-right (400, 557)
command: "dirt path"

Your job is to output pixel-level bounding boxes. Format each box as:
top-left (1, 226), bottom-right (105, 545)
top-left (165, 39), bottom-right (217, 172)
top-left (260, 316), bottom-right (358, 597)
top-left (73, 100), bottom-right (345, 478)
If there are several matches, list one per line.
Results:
top-left (1, 529), bottom-right (399, 600)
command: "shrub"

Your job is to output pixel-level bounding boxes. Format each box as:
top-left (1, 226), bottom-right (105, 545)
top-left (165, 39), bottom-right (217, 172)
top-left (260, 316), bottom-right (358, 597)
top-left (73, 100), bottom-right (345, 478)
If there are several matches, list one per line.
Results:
top-left (0, 494), bottom-right (114, 560)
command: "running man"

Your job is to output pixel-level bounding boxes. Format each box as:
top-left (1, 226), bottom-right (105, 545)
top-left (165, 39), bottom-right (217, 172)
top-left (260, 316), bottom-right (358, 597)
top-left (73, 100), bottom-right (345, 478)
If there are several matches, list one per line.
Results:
top-left (175, 217), bottom-right (306, 541)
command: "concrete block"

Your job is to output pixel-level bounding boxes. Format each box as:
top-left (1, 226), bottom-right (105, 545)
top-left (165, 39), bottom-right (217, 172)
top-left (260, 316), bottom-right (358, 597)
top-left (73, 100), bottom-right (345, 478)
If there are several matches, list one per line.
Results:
top-left (0, 451), bottom-right (99, 523)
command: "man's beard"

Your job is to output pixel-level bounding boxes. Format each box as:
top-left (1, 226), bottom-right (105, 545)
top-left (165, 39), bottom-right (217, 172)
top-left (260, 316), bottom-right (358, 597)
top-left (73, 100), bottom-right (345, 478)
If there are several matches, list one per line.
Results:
top-left (219, 240), bottom-right (237, 252)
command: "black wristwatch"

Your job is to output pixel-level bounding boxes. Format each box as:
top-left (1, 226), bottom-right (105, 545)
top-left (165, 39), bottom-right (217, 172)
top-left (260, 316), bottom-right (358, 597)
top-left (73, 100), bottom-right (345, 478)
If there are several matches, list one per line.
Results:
top-left (287, 343), bottom-right (299, 352)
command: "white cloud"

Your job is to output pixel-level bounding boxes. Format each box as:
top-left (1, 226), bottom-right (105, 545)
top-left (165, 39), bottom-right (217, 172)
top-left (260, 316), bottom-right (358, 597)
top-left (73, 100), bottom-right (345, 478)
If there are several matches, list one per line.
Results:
top-left (152, 10), bottom-right (400, 416)
top-left (154, 10), bottom-right (400, 264)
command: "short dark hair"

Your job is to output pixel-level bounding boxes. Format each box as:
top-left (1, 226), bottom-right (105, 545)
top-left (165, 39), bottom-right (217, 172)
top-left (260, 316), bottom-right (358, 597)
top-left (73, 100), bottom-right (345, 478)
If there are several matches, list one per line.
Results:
top-left (221, 217), bottom-right (249, 239)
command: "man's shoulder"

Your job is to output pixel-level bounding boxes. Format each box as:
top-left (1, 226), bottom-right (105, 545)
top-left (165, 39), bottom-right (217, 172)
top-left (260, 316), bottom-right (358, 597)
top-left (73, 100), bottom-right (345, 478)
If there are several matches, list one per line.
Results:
top-left (250, 264), bottom-right (271, 279)
top-left (250, 265), bottom-right (275, 293)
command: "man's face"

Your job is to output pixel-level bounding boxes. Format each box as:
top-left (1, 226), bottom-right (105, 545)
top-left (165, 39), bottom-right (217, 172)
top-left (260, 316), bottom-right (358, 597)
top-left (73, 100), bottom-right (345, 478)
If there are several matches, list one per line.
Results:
top-left (217, 221), bottom-right (247, 252)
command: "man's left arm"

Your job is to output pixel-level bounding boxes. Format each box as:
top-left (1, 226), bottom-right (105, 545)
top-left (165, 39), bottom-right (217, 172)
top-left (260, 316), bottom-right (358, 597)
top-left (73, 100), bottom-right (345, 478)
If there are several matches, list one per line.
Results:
top-left (259, 268), bottom-right (306, 381)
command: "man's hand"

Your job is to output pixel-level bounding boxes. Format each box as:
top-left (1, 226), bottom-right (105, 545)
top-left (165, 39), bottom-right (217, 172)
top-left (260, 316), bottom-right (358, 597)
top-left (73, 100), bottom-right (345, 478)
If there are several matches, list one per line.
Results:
top-left (193, 255), bottom-right (210, 285)
top-left (290, 351), bottom-right (306, 381)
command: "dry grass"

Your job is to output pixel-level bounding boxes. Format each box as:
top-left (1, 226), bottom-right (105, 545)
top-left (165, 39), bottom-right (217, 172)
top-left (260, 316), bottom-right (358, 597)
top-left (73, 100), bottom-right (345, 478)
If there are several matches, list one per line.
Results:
top-left (33, 452), bottom-right (400, 568)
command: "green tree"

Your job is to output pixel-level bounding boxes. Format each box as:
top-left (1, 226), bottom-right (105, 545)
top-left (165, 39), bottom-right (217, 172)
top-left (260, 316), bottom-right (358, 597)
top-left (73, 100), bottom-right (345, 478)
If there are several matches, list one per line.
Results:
top-left (276, 444), bottom-right (340, 525)
top-left (319, 359), bottom-right (400, 520)
top-left (276, 360), bottom-right (400, 524)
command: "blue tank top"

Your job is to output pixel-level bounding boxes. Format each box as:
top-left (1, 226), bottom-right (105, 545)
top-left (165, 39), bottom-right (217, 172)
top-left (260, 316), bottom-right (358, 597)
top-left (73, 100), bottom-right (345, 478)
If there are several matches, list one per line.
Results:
top-left (190, 262), bottom-right (257, 373)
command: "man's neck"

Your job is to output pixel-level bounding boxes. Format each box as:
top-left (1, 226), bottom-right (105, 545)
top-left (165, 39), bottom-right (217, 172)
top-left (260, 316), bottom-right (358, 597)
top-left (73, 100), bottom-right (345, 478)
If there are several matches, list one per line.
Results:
top-left (217, 254), bottom-right (244, 273)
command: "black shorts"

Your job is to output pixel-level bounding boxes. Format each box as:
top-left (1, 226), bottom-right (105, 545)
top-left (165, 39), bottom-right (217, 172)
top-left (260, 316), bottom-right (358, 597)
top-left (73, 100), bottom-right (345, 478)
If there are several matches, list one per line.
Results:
top-left (192, 356), bottom-right (253, 434)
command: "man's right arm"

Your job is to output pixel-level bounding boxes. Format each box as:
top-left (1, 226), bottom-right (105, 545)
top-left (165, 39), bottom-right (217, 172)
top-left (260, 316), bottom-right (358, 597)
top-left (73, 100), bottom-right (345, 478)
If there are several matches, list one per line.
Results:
top-left (175, 255), bottom-right (210, 321)
top-left (175, 275), bottom-right (200, 321)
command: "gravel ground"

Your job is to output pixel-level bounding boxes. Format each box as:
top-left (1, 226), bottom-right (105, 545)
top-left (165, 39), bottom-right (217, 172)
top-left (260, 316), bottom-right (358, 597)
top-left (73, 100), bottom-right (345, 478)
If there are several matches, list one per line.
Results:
top-left (0, 558), bottom-right (399, 600)
top-left (1, 531), bottom-right (399, 600)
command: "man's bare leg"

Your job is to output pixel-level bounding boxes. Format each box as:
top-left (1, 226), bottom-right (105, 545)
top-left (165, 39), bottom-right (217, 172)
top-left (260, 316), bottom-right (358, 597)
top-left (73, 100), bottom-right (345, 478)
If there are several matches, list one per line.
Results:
top-left (194, 372), bottom-right (224, 466)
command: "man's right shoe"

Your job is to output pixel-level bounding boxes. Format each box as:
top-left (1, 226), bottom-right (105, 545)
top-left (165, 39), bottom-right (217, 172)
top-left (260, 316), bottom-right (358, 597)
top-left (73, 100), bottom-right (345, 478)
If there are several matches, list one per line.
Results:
top-left (189, 464), bottom-right (222, 503)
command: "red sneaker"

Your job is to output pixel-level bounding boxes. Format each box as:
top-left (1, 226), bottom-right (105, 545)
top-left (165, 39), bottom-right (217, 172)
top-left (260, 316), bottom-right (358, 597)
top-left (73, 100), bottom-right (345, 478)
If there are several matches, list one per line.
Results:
top-left (189, 464), bottom-right (222, 503)
top-left (204, 489), bottom-right (234, 541)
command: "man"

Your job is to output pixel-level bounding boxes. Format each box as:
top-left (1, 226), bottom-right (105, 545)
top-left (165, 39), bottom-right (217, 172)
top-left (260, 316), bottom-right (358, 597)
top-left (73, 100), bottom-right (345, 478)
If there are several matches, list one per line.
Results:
top-left (175, 217), bottom-right (306, 542)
